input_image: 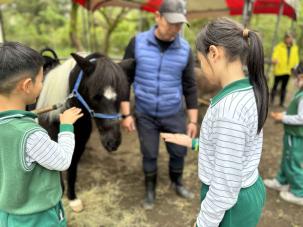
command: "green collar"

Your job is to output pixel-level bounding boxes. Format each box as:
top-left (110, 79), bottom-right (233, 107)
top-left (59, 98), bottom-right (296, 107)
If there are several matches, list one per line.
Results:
top-left (294, 89), bottom-right (303, 98)
top-left (211, 78), bottom-right (252, 107)
top-left (0, 110), bottom-right (37, 121)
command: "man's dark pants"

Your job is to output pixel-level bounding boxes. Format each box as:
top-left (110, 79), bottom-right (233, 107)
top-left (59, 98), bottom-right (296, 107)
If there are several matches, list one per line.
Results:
top-left (135, 110), bottom-right (187, 175)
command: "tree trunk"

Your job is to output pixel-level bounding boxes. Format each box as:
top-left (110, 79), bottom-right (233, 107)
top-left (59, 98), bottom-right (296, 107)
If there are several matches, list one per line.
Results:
top-left (0, 7), bottom-right (5, 42)
top-left (103, 29), bottom-right (112, 55)
top-left (69, 2), bottom-right (84, 51)
top-left (99, 8), bottom-right (128, 55)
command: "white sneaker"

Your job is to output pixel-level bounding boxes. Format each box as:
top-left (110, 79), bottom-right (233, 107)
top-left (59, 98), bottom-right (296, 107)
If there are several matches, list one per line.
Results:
top-left (263, 178), bottom-right (289, 192)
top-left (280, 191), bottom-right (303, 206)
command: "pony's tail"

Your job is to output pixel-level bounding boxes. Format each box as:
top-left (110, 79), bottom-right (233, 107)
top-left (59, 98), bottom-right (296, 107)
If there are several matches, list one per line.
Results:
top-left (247, 31), bottom-right (269, 134)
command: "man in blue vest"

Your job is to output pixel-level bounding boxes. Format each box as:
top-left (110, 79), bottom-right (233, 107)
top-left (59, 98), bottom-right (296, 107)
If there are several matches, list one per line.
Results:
top-left (121, 0), bottom-right (198, 209)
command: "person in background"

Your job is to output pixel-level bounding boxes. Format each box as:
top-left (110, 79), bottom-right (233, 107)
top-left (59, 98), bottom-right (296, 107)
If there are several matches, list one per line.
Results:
top-left (121, 0), bottom-right (198, 210)
top-left (271, 32), bottom-right (299, 107)
top-left (0, 42), bottom-right (83, 227)
top-left (264, 62), bottom-right (303, 206)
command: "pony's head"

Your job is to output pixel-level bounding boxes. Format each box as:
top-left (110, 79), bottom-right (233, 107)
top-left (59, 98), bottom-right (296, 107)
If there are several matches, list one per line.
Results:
top-left (70, 53), bottom-right (133, 152)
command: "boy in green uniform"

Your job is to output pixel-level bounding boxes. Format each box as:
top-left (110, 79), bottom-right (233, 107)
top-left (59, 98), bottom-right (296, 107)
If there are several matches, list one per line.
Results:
top-left (265, 62), bottom-right (303, 206)
top-left (0, 42), bottom-right (83, 226)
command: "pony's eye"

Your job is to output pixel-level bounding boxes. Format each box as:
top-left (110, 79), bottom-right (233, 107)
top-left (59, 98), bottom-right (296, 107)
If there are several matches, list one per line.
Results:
top-left (94, 94), bottom-right (102, 101)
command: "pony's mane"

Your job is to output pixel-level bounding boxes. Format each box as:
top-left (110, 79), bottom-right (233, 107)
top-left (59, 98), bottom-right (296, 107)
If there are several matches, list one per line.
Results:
top-left (84, 53), bottom-right (128, 101)
top-left (36, 53), bottom-right (88, 122)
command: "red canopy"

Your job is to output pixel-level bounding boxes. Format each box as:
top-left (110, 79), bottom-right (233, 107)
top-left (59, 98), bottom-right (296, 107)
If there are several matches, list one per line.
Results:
top-left (74, 0), bottom-right (299, 20)
top-left (226, 0), bottom-right (298, 20)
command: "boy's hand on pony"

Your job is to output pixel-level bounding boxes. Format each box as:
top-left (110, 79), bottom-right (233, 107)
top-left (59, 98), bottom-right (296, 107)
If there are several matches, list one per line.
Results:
top-left (60, 107), bottom-right (83, 124)
top-left (160, 133), bottom-right (192, 148)
top-left (270, 111), bottom-right (284, 122)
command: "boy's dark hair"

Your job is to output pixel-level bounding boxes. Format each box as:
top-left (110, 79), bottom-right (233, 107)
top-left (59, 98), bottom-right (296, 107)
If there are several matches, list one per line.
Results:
top-left (0, 42), bottom-right (44, 94)
top-left (293, 61), bottom-right (303, 76)
top-left (196, 17), bottom-right (269, 134)
top-left (284, 31), bottom-right (293, 39)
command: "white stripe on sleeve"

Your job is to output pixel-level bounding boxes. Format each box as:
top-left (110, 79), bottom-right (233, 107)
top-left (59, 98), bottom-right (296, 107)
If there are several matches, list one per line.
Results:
top-left (282, 99), bottom-right (303, 125)
top-left (25, 130), bottom-right (75, 171)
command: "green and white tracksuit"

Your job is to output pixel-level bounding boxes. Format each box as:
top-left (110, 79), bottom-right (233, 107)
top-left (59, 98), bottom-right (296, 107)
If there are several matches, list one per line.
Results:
top-left (196, 78), bottom-right (266, 227)
top-left (276, 89), bottom-right (303, 197)
top-left (0, 110), bottom-right (75, 227)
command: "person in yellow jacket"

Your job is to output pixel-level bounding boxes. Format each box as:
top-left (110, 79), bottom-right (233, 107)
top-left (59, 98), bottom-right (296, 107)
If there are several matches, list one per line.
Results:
top-left (271, 33), bottom-right (299, 107)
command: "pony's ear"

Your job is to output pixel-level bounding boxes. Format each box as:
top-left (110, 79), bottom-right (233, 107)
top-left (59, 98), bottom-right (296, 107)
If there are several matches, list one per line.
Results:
top-left (118, 58), bottom-right (135, 77)
top-left (71, 53), bottom-right (95, 75)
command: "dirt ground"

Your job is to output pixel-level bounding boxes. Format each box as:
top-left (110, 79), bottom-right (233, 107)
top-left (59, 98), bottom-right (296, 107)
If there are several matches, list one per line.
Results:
top-left (62, 89), bottom-right (303, 227)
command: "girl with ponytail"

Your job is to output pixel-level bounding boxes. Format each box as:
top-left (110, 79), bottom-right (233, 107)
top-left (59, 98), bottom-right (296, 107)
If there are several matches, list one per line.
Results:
top-left (194, 17), bottom-right (268, 227)
top-left (161, 17), bottom-right (268, 227)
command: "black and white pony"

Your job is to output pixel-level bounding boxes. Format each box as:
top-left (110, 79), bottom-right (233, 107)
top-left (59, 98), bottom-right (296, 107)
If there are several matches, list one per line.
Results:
top-left (36, 52), bottom-right (133, 212)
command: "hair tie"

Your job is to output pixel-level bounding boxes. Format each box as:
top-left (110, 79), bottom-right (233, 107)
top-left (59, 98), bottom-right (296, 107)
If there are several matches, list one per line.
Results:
top-left (243, 28), bottom-right (250, 38)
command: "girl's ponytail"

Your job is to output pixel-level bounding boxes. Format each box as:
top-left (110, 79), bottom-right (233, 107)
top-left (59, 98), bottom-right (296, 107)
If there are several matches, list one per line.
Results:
top-left (246, 31), bottom-right (269, 133)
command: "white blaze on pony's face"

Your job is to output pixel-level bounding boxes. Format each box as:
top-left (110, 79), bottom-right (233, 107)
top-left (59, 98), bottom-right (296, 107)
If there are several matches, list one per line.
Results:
top-left (103, 86), bottom-right (117, 101)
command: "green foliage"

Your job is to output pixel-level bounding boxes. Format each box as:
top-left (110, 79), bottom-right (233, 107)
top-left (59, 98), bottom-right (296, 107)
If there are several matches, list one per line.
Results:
top-left (184, 19), bottom-right (208, 53)
top-left (2, 0), bottom-right (72, 57)
top-left (109, 11), bottom-right (155, 57)
top-left (1, 0), bottom-right (302, 60)
top-left (296, 1), bottom-right (303, 57)
top-left (250, 15), bottom-right (292, 57)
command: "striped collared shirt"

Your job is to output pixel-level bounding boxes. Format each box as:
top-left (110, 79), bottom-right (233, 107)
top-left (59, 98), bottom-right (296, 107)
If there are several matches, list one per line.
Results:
top-left (196, 78), bottom-right (263, 227)
top-left (25, 129), bottom-right (75, 171)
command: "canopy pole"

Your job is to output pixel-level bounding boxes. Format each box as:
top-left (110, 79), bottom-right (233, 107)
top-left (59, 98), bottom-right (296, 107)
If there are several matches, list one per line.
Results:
top-left (82, 0), bottom-right (92, 51)
top-left (138, 10), bottom-right (143, 32)
top-left (180, 0), bottom-right (187, 37)
top-left (81, 6), bottom-right (89, 50)
top-left (242, 0), bottom-right (254, 27)
top-left (290, 19), bottom-right (296, 34)
top-left (92, 12), bottom-right (98, 52)
top-left (266, 0), bottom-right (284, 77)
top-left (87, 10), bottom-right (94, 52)
top-left (0, 6), bottom-right (5, 42)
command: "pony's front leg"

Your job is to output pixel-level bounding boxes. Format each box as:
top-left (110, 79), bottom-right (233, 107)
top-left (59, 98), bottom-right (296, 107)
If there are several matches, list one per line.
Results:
top-left (67, 146), bottom-right (85, 212)
top-left (67, 118), bottom-right (91, 212)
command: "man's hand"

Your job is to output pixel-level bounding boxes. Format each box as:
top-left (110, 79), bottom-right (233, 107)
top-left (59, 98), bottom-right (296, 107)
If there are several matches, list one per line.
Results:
top-left (121, 115), bottom-right (136, 132)
top-left (272, 59), bottom-right (278, 65)
top-left (270, 111), bottom-right (284, 122)
top-left (187, 122), bottom-right (198, 138)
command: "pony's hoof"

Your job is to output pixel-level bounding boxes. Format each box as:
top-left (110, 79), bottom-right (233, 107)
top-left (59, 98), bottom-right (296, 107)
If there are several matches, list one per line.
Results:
top-left (69, 199), bottom-right (84, 212)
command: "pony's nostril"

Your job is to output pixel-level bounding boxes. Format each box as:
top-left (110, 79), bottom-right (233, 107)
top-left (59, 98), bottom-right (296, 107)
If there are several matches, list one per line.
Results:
top-left (105, 140), bottom-right (119, 152)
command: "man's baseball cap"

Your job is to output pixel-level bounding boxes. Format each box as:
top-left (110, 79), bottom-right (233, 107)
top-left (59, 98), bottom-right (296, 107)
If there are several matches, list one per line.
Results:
top-left (159, 0), bottom-right (188, 24)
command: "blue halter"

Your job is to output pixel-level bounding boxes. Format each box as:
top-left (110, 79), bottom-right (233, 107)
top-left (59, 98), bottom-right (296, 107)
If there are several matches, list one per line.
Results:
top-left (72, 70), bottom-right (122, 120)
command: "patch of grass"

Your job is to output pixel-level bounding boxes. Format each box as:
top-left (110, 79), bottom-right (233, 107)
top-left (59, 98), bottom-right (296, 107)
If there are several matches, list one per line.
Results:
top-left (62, 182), bottom-right (152, 227)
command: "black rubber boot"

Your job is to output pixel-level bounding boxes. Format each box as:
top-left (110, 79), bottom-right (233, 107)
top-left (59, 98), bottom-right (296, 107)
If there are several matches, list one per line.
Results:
top-left (143, 172), bottom-right (157, 210)
top-left (169, 170), bottom-right (194, 199)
